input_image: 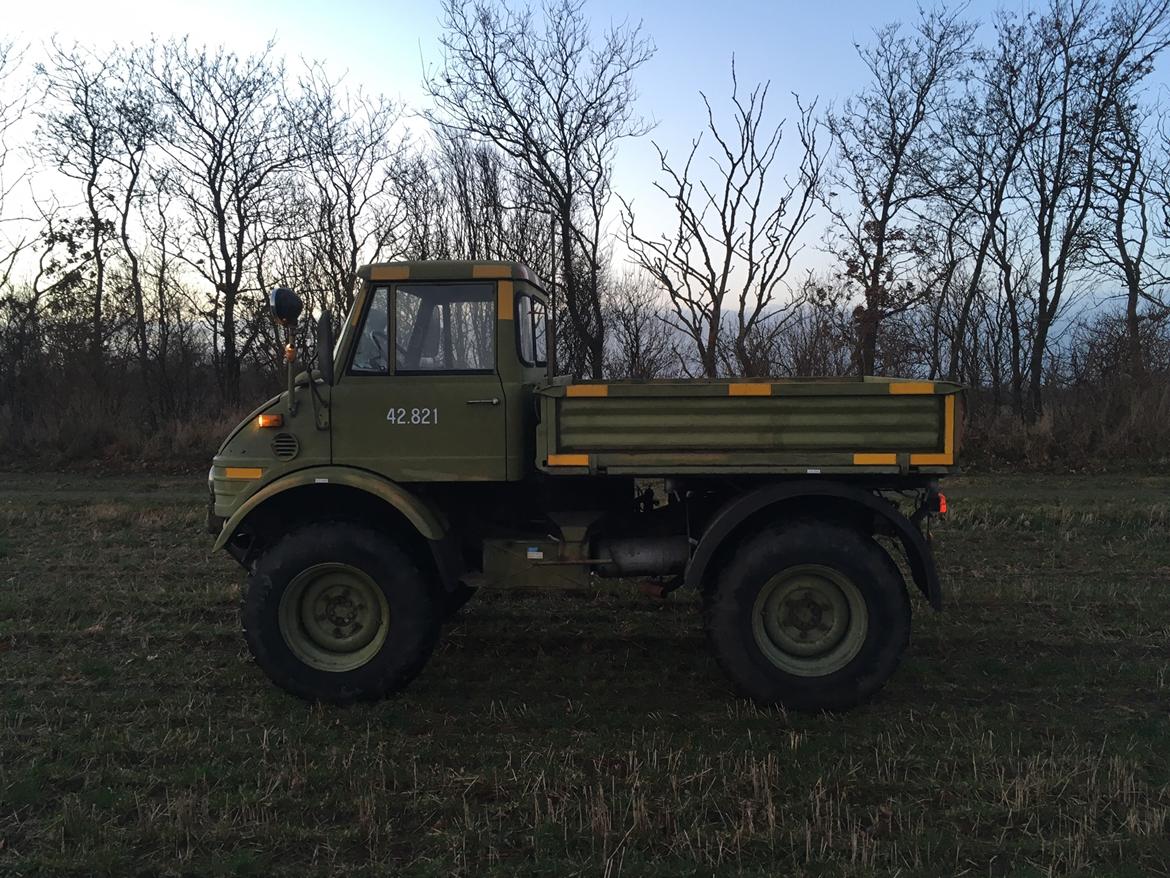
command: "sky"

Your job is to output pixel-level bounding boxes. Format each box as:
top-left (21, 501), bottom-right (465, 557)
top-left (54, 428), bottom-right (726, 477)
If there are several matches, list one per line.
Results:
top-left (8, 0), bottom-right (1010, 175)
top-left (6, 0), bottom-right (1168, 277)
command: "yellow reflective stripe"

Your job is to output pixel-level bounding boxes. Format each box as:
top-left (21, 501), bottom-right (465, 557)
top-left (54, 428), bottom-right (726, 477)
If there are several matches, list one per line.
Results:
top-left (566, 385), bottom-right (608, 398)
top-left (225, 467), bottom-right (263, 480)
top-left (728, 383), bottom-right (772, 397)
top-left (498, 280), bottom-right (514, 320)
top-left (350, 287), bottom-right (366, 326)
top-left (889, 381), bottom-right (935, 394)
top-left (472, 264), bottom-right (512, 278)
top-left (369, 266), bottom-right (409, 281)
top-left (547, 454), bottom-right (589, 467)
top-left (853, 453), bottom-right (897, 466)
top-left (910, 395), bottom-right (956, 465)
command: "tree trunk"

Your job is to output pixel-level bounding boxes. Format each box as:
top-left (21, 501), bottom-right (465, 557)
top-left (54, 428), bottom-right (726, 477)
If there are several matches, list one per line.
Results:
top-left (222, 290), bottom-right (240, 406)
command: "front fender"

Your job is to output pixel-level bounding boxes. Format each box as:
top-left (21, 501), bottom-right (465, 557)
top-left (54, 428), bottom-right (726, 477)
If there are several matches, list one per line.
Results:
top-left (212, 465), bottom-right (446, 552)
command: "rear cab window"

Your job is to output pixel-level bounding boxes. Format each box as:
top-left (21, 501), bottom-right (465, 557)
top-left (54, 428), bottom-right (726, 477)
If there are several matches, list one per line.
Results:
top-left (516, 292), bottom-right (548, 367)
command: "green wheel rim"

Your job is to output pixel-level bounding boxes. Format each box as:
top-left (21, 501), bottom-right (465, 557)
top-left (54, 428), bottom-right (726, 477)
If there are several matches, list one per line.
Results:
top-left (751, 564), bottom-right (867, 677)
top-left (278, 563), bottom-right (390, 672)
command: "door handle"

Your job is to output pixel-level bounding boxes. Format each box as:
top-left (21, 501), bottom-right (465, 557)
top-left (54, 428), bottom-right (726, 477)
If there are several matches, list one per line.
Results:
top-left (466, 397), bottom-right (500, 405)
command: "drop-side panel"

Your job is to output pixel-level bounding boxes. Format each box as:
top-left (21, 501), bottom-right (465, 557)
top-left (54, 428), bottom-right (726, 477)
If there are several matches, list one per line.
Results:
top-left (558, 395), bottom-right (942, 452)
top-left (536, 378), bottom-right (962, 476)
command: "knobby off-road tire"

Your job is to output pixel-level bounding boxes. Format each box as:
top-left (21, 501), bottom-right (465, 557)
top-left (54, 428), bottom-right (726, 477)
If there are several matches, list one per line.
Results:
top-left (242, 522), bottom-right (440, 703)
top-left (703, 521), bottom-right (910, 712)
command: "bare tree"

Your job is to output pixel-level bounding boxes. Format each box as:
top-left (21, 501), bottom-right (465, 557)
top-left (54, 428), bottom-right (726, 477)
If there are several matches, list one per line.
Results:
top-left (0, 41), bottom-right (32, 292)
top-left (36, 41), bottom-right (121, 378)
top-left (603, 269), bottom-right (674, 379)
top-left (1094, 95), bottom-right (1167, 380)
top-left (105, 51), bottom-right (160, 410)
top-left (825, 7), bottom-right (974, 376)
top-left (622, 65), bottom-right (822, 377)
top-left (773, 277), bottom-right (855, 377)
top-left (392, 134), bottom-right (556, 281)
top-left (1007, 0), bottom-right (1170, 417)
top-left (141, 38), bottom-right (302, 404)
top-left (290, 63), bottom-right (408, 316)
top-left (425, 0), bottom-right (654, 378)
top-left (928, 12), bottom-right (1041, 383)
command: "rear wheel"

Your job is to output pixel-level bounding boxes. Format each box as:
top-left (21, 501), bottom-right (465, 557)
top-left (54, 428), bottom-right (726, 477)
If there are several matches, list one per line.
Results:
top-left (243, 522), bottom-right (440, 703)
top-left (703, 521), bottom-right (910, 711)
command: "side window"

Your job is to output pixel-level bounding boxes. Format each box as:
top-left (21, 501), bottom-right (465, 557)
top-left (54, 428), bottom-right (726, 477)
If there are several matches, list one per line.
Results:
top-left (351, 286), bottom-right (389, 374)
top-left (395, 283), bottom-right (495, 372)
top-left (516, 293), bottom-right (548, 367)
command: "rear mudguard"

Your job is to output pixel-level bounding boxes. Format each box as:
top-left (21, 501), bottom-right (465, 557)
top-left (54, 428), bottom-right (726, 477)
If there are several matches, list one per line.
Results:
top-left (684, 480), bottom-right (942, 610)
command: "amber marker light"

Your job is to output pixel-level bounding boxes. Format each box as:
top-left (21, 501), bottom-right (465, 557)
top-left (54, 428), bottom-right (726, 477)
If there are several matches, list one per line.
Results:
top-left (257, 413), bottom-right (283, 428)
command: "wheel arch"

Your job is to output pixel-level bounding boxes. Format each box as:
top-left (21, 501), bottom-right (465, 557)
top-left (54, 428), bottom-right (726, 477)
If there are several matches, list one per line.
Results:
top-left (213, 466), bottom-right (461, 590)
top-left (685, 480), bottom-right (942, 610)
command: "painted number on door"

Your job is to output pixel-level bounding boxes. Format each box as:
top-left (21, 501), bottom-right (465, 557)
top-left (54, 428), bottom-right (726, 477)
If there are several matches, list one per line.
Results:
top-left (386, 407), bottom-right (439, 425)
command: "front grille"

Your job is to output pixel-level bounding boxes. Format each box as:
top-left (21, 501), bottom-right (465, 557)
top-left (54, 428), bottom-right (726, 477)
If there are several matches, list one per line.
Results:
top-left (271, 432), bottom-right (300, 460)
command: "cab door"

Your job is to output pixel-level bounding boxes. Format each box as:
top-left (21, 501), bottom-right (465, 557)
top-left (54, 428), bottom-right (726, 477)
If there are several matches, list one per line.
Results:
top-left (331, 281), bottom-right (507, 482)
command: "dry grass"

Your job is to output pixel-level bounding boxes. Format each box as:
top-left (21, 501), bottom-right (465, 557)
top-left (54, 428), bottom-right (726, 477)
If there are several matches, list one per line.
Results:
top-left (1, 471), bottom-right (1169, 876)
top-left (964, 380), bottom-right (1170, 471)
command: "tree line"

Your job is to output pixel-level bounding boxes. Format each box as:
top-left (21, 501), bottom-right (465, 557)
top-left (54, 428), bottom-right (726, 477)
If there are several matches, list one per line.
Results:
top-left (2, 0), bottom-right (1169, 463)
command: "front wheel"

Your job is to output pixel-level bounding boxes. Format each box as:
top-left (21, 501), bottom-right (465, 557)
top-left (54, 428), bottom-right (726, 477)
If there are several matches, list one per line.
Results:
top-left (242, 523), bottom-right (440, 703)
top-left (703, 521), bottom-right (910, 711)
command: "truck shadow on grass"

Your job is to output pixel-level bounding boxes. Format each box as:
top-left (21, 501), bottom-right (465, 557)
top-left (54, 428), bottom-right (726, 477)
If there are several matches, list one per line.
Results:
top-left (374, 590), bottom-right (1168, 723)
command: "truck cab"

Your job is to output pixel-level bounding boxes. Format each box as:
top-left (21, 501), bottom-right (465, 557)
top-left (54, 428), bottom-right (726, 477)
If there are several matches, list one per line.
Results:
top-left (332, 262), bottom-right (550, 482)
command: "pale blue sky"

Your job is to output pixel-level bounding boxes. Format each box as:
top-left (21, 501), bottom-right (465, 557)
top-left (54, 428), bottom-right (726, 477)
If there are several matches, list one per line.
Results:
top-left (7, 0), bottom-right (1024, 189)
top-left (8, 0), bottom-right (1169, 274)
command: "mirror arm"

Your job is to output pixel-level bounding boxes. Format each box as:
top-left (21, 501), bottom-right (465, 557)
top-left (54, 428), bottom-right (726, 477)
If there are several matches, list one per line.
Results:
top-left (285, 326), bottom-right (298, 417)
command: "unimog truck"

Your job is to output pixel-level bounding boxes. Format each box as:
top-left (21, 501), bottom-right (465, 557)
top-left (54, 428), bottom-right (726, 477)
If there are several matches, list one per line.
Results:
top-left (209, 261), bottom-right (960, 711)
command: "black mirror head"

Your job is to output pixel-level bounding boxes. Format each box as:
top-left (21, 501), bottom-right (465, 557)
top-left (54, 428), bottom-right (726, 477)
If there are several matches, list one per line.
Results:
top-left (270, 287), bottom-right (303, 326)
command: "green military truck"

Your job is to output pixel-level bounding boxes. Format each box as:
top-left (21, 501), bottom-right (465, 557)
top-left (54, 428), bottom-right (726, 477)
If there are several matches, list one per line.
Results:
top-left (209, 261), bottom-right (960, 711)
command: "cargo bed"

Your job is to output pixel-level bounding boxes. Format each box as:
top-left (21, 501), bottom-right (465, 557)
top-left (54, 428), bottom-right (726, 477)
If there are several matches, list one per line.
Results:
top-left (535, 377), bottom-right (962, 476)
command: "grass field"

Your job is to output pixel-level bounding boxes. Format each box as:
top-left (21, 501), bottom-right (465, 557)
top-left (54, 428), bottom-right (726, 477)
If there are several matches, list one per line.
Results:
top-left (1, 471), bottom-right (1169, 877)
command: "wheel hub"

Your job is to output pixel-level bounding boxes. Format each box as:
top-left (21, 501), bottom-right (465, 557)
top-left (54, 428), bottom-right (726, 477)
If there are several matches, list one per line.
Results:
top-left (752, 565), bottom-right (867, 677)
top-left (278, 563), bottom-right (390, 672)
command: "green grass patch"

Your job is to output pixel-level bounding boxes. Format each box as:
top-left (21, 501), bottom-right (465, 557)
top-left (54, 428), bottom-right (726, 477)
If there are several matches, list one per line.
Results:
top-left (1, 472), bottom-right (1169, 876)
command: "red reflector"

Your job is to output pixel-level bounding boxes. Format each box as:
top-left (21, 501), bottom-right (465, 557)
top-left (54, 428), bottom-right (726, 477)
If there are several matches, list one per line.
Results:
top-left (938, 493), bottom-right (948, 514)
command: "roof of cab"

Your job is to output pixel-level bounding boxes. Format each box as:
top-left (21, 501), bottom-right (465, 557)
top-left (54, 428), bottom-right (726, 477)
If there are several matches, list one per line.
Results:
top-left (358, 260), bottom-right (548, 292)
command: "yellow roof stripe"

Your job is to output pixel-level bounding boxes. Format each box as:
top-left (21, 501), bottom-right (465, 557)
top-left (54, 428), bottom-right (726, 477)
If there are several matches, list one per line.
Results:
top-left (472, 264), bottom-right (512, 278)
top-left (369, 266), bottom-right (409, 281)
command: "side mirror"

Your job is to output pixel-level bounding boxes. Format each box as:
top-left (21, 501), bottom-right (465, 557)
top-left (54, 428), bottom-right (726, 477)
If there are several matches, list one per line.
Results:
top-left (270, 287), bottom-right (303, 326)
top-left (317, 309), bottom-right (335, 385)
